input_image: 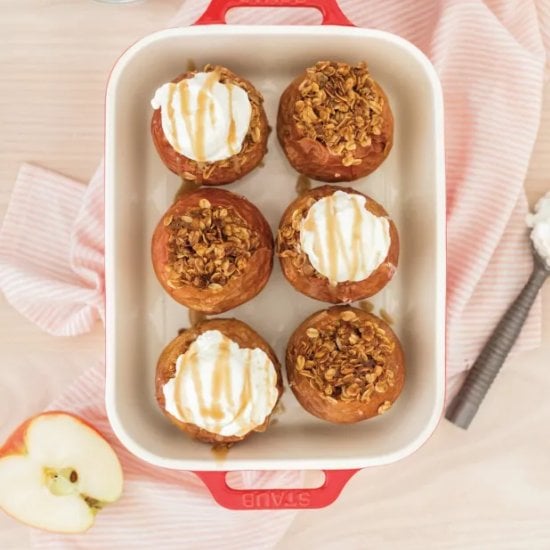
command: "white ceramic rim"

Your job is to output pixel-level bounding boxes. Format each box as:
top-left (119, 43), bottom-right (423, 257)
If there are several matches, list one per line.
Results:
top-left (104, 24), bottom-right (446, 471)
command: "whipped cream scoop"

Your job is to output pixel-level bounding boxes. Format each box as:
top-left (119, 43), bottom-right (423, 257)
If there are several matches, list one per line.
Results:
top-left (163, 330), bottom-right (278, 437)
top-left (527, 192), bottom-right (550, 268)
top-left (151, 72), bottom-right (252, 163)
top-left (300, 190), bottom-right (391, 285)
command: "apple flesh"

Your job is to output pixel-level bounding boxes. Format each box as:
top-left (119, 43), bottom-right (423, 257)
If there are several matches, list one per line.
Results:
top-left (0, 411), bottom-right (123, 533)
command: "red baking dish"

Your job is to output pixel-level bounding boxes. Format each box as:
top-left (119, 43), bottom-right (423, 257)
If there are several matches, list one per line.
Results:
top-left (105, 0), bottom-right (446, 509)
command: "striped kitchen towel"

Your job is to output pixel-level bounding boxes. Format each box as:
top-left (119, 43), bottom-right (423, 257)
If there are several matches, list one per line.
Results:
top-left (0, 0), bottom-right (549, 548)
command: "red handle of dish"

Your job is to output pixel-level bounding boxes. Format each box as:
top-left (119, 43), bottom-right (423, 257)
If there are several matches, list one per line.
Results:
top-left (193, 0), bottom-right (355, 511)
top-left (195, 0), bottom-right (355, 26)
top-left (194, 469), bottom-right (359, 509)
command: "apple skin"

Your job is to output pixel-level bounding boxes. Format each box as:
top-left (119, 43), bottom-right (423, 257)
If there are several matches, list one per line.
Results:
top-left (0, 411), bottom-right (124, 534)
top-left (0, 410), bottom-right (112, 456)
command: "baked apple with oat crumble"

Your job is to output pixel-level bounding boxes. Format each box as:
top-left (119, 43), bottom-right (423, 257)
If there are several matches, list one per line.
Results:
top-left (277, 61), bottom-right (393, 182)
top-left (151, 188), bottom-right (273, 313)
top-left (286, 306), bottom-right (405, 423)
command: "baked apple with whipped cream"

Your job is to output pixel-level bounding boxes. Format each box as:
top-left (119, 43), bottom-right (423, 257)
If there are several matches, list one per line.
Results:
top-left (277, 61), bottom-right (393, 182)
top-left (155, 318), bottom-right (283, 444)
top-left (151, 188), bottom-right (273, 314)
top-left (151, 64), bottom-right (268, 185)
top-left (276, 185), bottom-right (398, 303)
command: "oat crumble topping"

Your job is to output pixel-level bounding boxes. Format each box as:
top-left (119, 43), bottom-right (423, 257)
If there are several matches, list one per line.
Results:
top-left (292, 309), bottom-right (396, 404)
top-left (164, 198), bottom-right (260, 290)
top-left (293, 61), bottom-right (384, 167)
top-left (277, 197), bottom-right (317, 276)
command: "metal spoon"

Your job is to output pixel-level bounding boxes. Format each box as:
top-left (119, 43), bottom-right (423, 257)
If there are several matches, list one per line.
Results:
top-left (446, 244), bottom-right (549, 429)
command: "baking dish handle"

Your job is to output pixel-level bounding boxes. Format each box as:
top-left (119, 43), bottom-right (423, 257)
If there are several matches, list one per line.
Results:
top-left (195, 0), bottom-right (355, 27)
top-left (194, 469), bottom-right (359, 509)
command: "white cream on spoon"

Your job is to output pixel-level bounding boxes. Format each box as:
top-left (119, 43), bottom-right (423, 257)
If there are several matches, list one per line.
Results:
top-left (526, 192), bottom-right (550, 268)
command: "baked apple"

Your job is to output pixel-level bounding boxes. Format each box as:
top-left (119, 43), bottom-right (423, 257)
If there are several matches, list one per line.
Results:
top-left (277, 61), bottom-right (393, 182)
top-left (286, 306), bottom-right (405, 423)
top-left (152, 188), bottom-right (274, 314)
top-left (156, 318), bottom-right (283, 444)
top-left (151, 64), bottom-right (269, 185)
top-left (276, 185), bottom-right (399, 303)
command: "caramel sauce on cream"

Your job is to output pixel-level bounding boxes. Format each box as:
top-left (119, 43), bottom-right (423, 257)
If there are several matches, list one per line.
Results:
top-left (209, 100), bottom-right (216, 127)
top-left (174, 349), bottom-right (199, 421)
top-left (227, 84), bottom-right (237, 156)
top-left (166, 85), bottom-right (180, 152)
top-left (233, 351), bottom-right (253, 422)
top-left (299, 191), bottom-right (390, 285)
top-left (152, 71), bottom-right (251, 163)
top-left (165, 331), bottom-right (277, 437)
top-left (177, 81), bottom-right (194, 159)
top-left (350, 197), bottom-right (364, 280)
top-left (324, 197), bottom-right (339, 283)
top-left (194, 70), bottom-right (220, 162)
top-left (210, 339), bottom-right (232, 422)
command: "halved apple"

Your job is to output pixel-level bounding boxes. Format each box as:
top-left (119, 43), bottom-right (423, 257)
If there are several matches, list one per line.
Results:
top-left (0, 411), bottom-right (123, 533)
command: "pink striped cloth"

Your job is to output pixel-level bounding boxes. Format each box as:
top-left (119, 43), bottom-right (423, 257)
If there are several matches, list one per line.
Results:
top-left (0, 0), bottom-right (549, 548)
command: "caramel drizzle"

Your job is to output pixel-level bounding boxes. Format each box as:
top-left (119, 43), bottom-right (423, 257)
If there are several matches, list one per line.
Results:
top-left (211, 444), bottom-right (230, 463)
top-left (324, 197), bottom-right (339, 283)
top-left (164, 70), bottom-right (244, 163)
top-left (232, 350), bottom-right (253, 422)
top-left (350, 197), bottom-right (365, 280)
top-left (209, 100), bottom-right (216, 127)
top-left (194, 71), bottom-right (220, 162)
top-left (188, 309), bottom-right (207, 327)
top-left (210, 339), bottom-right (232, 423)
top-left (227, 84), bottom-right (237, 156)
top-left (175, 350), bottom-right (200, 421)
top-left (166, 85), bottom-right (180, 152)
top-left (174, 335), bottom-right (268, 434)
top-left (169, 71), bottom-right (220, 162)
top-left (295, 174), bottom-right (311, 196)
top-left (178, 81), bottom-right (193, 154)
top-left (304, 194), bottom-right (366, 284)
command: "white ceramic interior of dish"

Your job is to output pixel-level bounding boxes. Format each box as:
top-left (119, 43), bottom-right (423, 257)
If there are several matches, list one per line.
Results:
top-left (105, 25), bottom-right (446, 471)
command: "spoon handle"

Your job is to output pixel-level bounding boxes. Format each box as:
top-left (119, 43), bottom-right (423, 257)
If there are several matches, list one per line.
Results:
top-left (446, 262), bottom-right (548, 429)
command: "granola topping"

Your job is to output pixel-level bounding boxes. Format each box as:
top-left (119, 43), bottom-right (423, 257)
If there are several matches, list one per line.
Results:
top-left (277, 196), bottom-right (317, 276)
top-left (294, 61), bottom-right (385, 167)
top-left (164, 201), bottom-right (260, 290)
top-left (292, 309), bottom-right (396, 404)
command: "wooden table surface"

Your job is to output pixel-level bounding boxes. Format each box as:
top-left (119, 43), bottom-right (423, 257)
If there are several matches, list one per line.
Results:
top-left (1, 1), bottom-right (549, 548)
